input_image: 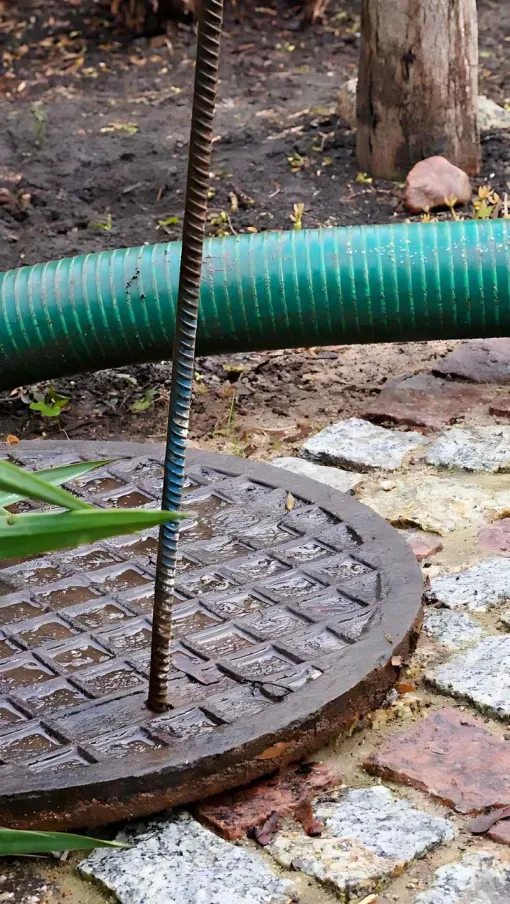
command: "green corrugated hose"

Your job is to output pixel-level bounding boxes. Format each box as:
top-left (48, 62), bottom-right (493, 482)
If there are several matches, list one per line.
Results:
top-left (0, 219), bottom-right (508, 389)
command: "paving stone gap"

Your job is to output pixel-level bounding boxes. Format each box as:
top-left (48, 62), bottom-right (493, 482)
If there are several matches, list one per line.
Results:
top-left (427, 636), bottom-right (510, 719)
top-left (365, 708), bottom-right (510, 814)
top-left (301, 417), bottom-right (429, 471)
top-left (80, 811), bottom-right (297, 904)
top-left (267, 786), bottom-right (455, 900)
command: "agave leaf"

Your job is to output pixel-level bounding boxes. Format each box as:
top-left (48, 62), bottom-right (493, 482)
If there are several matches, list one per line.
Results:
top-left (0, 827), bottom-right (128, 856)
top-left (0, 460), bottom-right (115, 509)
top-left (0, 508), bottom-right (185, 560)
top-left (0, 461), bottom-right (92, 512)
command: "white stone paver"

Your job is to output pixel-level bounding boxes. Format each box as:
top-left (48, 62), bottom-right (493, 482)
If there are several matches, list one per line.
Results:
top-left (267, 787), bottom-right (455, 901)
top-left (415, 850), bottom-right (510, 904)
top-left (359, 473), bottom-right (510, 534)
top-left (425, 558), bottom-right (510, 612)
top-left (301, 418), bottom-right (428, 471)
top-left (80, 811), bottom-right (296, 904)
top-left (271, 456), bottom-right (363, 493)
top-left (426, 426), bottom-right (510, 472)
top-left (427, 635), bottom-right (510, 720)
top-left (423, 609), bottom-right (483, 650)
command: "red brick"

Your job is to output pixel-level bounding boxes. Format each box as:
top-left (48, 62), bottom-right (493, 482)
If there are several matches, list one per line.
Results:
top-left (195, 762), bottom-right (340, 840)
top-left (365, 708), bottom-right (510, 815)
top-left (479, 519), bottom-right (510, 556)
top-left (402, 530), bottom-right (443, 562)
top-left (363, 374), bottom-right (492, 430)
top-left (489, 820), bottom-right (510, 846)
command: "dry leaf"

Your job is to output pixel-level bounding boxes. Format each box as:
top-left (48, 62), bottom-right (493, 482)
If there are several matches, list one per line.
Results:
top-left (285, 492), bottom-right (295, 512)
top-left (6, 434), bottom-right (19, 445)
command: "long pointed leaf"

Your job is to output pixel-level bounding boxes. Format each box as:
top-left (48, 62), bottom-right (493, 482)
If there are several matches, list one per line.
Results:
top-left (0, 459), bottom-right (115, 508)
top-left (0, 508), bottom-right (185, 560)
top-left (0, 827), bottom-right (128, 856)
top-left (0, 461), bottom-right (92, 511)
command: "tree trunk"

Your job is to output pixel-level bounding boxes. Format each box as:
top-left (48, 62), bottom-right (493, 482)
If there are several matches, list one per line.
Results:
top-left (356, 0), bottom-right (480, 180)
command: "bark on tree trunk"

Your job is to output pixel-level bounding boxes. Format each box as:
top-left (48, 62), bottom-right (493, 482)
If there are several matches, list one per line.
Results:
top-left (356, 0), bottom-right (480, 180)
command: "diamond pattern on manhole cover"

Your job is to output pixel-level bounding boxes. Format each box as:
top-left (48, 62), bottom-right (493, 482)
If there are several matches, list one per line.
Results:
top-left (0, 442), bottom-right (422, 830)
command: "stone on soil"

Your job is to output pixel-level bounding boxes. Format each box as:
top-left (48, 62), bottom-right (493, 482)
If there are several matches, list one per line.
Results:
top-left (271, 457), bottom-right (363, 493)
top-left (360, 473), bottom-right (510, 534)
top-left (427, 636), bottom-right (510, 720)
top-left (404, 156), bottom-right (472, 213)
top-left (477, 95), bottom-right (510, 131)
top-left (79, 811), bottom-right (296, 904)
top-left (402, 530), bottom-right (443, 562)
top-left (426, 426), bottom-right (510, 472)
top-left (423, 609), bottom-right (483, 649)
top-left (425, 558), bottom-right (510, 611)
top-left (479, 519), bottom-right (510, 556)
top-left (301, 418), bottom-right (428, 472)
top-left (415, 850), bottom-right (510, 904)
top-left (363, 374), bottom-right (492, 430)
top-left (435, 339), bottom-right (510, 384)
top-left (501, 610), bottom-right (510, 629)
top-left (268, 786), bottom-right (455, 900)
top-left (365, 708), bottom-right (510, 814)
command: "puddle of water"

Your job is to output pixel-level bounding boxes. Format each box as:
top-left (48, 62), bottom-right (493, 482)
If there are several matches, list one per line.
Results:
top-left (90, 728), bottom-right (165, 759)
top-left (0, 658), bottom-right (55, 689)
top-left (207, 685), bottom-right (270, 722)
top-left (279, 541), bottom-right (333, 564)
top-left (75, 476), bottom-right (124, 494)
top-left (0, 599), bottom-right (45, 627)
top-left (99, 489), bottom-right (154, 509)
top-left (229, 645), bottom-right (296, 679)
top-left (99, 624), bottom-right (152, 654)
top-left (0, 637), bottom-right (22, 660)
top-left (227, 554), bottom-right (288, 582)
top-left (241, 606), bottom-right (309, 639)
top-left (80, 663), bottom-right (145, 696)
top-left (296, 590), bottom-right (367, 622)
top-left (177, 570), bottom-right (236, 597)
top-left (291, 627), bottom-right (347, 656)
top-left (149, 706), bottom-right (218, 741)
top-left (316, 556), bottom-right (373, 582)
top-left (171, 602), bottom-right (222, 637)
top-left (261, 571), bottom-right (325, 601)
top-left (0, 700), bottom-right (27, 729)
top-left (29, 747), bottom-right (91, 772)
top-left (92, 566), bottom-right (152, 595)
top-left (179, 494), bottom-right (231, 541)
top-left (69, 601), bottom-right (134, 630)
top-left (0, 725), bottom-right (61, 764)
top-left (190, 624), bottom-right (258, 657)
top-left (16, 618), bottom-right (77, 648)
top-left (19, 678), bottom-right (89, 714)
top-left (61, 548), bottom-right (119, 571)
top-left (205, 591), bottom-right (272, 618)
top-left (49, 641), bottom-right (112, 672)
top-left (34, 584), bottom-right (102, 609)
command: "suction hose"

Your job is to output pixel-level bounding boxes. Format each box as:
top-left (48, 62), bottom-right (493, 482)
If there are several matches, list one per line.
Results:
top-left (0, 219), bottom-right (508, 389)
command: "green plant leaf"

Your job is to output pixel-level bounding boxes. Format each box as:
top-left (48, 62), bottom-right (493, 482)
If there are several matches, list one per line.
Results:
top-left (0, 508), bottom-right (185, 560)
top-left (157, 216), bottom-right (180, 227)
top-left (29, 398), bottom-right (69, 418)
top-left (0, 460), bottom-right (114, 509)
top-left (0, 461), bottom-right (92, 512)
top-left (0, 827), bottom-right (128, 856)
top-left (130, 390), bottom-right (155, 413)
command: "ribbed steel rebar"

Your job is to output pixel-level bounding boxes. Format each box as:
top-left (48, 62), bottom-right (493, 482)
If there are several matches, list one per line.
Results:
top-left (148, 0), bottom-right (224, 712)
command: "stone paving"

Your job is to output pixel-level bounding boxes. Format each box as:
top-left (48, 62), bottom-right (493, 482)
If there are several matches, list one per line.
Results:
top-left (12, 342), bottom-right (510, 903)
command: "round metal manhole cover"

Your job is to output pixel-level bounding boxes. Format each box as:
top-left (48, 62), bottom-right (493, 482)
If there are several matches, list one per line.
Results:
top-left (0, 441), bottom-right (422, 830)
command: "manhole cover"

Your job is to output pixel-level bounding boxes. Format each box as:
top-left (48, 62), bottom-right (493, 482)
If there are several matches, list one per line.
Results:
top-left (0, 441), bottom-right (422, 830)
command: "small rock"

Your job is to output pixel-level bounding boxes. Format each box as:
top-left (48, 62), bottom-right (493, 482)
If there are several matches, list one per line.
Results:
top-left (477, 95), bottom-right (510, 131)
top-left (490, 397), bottom-right (510, 418)
top-left (80, 811), bottom-right (297, 904)
top-left (415, 850), bottom-right (510, 903)
top-left (423, 610), bottom-right (483, 649)
top-left (435, 339), bottom-right (510, 385)
top-left (360, 473), bottom-right (510, 535)
top-left (337, 77), bottom-right (357, 128)
top-left (271, 457), bottom-right (363, 493)
top-left (426, 425), bottom-right (510, 472)
top-left (488, 819), bottom-right (510, 846)
top-left (301, 418), bottom-right (428, 472)
top-left (405, 156), bottom-right (472, 213)
top-left (268, 787), bottom-right (454, 900)
top-left (501, 610), bottom-right (510, 629)
top-left (427, 635), bottom-right (510, 720)
top-left (425, 558), bottom-right (510, 612)
top-left (365, 708), bottom-right (510, 814)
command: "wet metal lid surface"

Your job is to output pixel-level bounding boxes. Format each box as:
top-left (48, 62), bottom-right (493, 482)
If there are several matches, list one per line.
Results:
top-left (0, 442), bottom-right (422, 830)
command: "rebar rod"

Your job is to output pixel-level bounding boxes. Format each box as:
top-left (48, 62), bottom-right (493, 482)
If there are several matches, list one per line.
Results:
top-left (148, 0), bottom-right (224, 712)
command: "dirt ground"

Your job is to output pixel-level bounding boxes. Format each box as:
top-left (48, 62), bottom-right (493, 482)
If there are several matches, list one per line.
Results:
top-left (0, 0), bottom-right (509, 457)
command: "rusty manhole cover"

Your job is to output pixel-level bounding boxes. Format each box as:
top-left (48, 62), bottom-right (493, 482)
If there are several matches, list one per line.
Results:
top-left (0, 441), bottom-right (422, 830)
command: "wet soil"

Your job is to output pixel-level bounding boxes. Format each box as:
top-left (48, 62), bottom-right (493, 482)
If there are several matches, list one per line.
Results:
top-left (0, 0), bottom-right (509, 457)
